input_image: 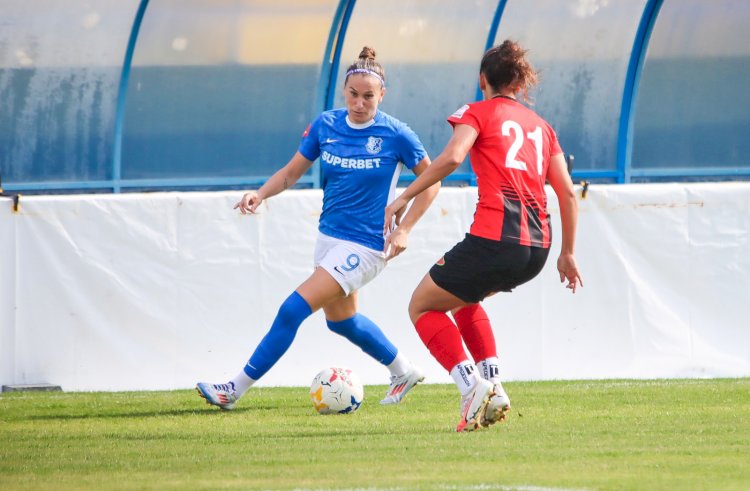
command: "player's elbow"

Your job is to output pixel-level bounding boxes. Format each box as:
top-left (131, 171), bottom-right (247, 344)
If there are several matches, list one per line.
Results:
top-left (557, 186), bottom-right (578, 213)
top-left (445, 152), bottom-right (464, 170)
top-left (549, 172), bottom-right (576, 205)
top-left (425, 179), bottom-right (441, 203)
top-left (557, 184), bottom-right (576, 202)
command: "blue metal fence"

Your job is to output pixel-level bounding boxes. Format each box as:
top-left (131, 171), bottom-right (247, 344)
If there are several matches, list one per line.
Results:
top-left (1, 0), bottom-right (748, 193)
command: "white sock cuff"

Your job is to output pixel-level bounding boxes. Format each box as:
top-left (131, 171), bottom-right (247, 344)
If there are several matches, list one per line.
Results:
top-left (386, 352), bottom-right (412, 377)
top-left (450, 361), bottom-right (479, 396)
top-left (230, 371), bottom-right (256, 398)
top-left (478, 357), bottom-right (501, 381)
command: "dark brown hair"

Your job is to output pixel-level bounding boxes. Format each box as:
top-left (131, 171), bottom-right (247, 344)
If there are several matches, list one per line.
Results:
top-left (480, 40), bottom-right (538, 102)
top-left (344, 46), bottom-right (386, 87)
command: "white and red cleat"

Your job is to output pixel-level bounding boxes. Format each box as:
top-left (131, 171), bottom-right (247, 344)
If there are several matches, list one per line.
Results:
top-left (456, 378), bottom-right (494, 432)
top-left (481, 382), bottom-right (511, 427)
top-left (196, 382), bottom-right (238, 410)
top-left (380, 366), bottom-right (425, 405)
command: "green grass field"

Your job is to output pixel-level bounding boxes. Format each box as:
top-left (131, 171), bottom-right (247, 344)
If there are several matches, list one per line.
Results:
top-left (1, 379), bottom-right (749, 491)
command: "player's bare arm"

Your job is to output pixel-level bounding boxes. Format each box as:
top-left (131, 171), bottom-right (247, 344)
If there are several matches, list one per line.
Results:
top-left (547, 152), bottom-right (583, 292)
top-left (384, 156), bottom-right (440, 260)
top-left (234, 152), bottom-right (314, 214)
top-left (384, 124), bottom-right (477, 234)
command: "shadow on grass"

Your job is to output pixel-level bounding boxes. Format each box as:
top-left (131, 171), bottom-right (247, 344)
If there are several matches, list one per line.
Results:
top-left (21, 406), bottom-right (441, 437)
top-left (24, 405), bottom-right (262, 421)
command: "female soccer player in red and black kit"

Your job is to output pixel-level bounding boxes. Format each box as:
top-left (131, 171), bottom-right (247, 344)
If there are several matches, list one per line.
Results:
top-left (384, 40), bottom-right (583, 432)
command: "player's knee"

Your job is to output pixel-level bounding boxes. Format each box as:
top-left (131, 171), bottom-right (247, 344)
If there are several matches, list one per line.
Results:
top-left (326, 318), bottom-right (350, 336)
top-left (275, 291), bottom-right (313, 328)
top-left (408, 300), bottom-right (426, 325)
top-left (410, 284), bottom-right (435, 321)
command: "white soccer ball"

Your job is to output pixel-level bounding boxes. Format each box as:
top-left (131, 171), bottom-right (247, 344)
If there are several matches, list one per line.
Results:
top-left (309, 367), bottom-right (364, 414)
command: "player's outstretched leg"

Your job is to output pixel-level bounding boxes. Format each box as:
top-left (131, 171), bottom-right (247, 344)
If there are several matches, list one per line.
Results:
top-left (456, 378), bottom-right (495, 432)
top-left (195, 382), bottom-right (239, 410)
top-left (326, 313), bottom-right (425, 405)
top-left (197, 291), bottom-right (313, 410)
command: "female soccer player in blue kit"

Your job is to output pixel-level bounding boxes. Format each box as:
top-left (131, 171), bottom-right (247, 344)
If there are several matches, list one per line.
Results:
top-left (196, 47), bottom-right (440, 409)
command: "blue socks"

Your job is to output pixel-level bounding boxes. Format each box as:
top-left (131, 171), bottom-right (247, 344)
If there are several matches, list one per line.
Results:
top-left (242, 293), bottom-right (397, 381)
top-left (327, 314), bottom-right (398, 365)
top-left (243, 291), bottom-right (312, 380)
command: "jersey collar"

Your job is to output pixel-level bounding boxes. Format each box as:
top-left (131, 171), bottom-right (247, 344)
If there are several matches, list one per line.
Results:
top-left (345, 114), bottom-right (377, 130)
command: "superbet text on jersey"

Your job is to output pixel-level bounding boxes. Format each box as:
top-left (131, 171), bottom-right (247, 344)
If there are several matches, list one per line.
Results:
top-left (298, 108), bottom-right (426, 251)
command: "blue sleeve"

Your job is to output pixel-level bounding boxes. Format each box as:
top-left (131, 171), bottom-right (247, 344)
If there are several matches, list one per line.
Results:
top-left (397, 123), bottom-right (427, 170)
top-left (298, 116), bottom-right (322, 161)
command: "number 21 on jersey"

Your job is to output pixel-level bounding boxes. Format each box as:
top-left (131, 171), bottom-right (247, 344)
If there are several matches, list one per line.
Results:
top-left (501, 120), bottom-right (543, 175)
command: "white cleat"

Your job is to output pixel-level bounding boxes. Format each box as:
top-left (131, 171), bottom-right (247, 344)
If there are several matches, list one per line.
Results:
top-left (481, 382), bottom-right (511, 427)
top-left (196, 382), bottom-right (238, 410)
top-left (456, 378), bottom-right (495, 432)
top-left (380, 366), bottom-right (425, 405)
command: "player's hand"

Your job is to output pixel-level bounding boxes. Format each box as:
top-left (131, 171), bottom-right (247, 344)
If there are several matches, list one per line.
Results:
top-left (384, 228), bottom-right (408, 261)
top-left (557, 253), bottom-right (583, 293)
top-left (233, 191), bottom-right (263, 214)
top-left (383, 196), bottom-right (408, 235)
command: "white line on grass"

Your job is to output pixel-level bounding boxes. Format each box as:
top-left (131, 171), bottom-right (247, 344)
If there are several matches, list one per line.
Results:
top-left (439, 485), bottom-right (591, 491)
top-left (293, 485), bottom-right (591, 491)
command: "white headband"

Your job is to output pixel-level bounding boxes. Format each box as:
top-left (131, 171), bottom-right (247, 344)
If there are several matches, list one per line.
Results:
top-left (345, 68), bottom-right (385, 87)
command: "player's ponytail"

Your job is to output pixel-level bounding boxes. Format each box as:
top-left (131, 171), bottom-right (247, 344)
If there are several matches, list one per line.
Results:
top-left (358, 46), bottom-right (377, 62)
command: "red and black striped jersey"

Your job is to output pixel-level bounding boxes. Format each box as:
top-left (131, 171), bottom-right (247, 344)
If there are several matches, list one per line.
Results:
top-left (447, 97), bottom-right (563, 248)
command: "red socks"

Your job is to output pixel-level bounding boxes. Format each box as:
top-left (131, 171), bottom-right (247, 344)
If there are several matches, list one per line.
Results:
top-left (415, 305), bottom-right (498, 373)
top-left (452, 304), bottom-right (497, 361)
top-left (414, 311), bottom-right (468, 372)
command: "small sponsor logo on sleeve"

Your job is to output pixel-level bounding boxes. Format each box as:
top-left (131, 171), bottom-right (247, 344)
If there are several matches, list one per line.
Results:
top-left (450, 104), bottom-right (470, 119)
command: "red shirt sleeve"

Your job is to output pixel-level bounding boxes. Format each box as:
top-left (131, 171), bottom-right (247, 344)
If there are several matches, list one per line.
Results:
top-left (447, 103), bottom-right (481, 133)
top-left (547, 123), bottom-right (562, 157)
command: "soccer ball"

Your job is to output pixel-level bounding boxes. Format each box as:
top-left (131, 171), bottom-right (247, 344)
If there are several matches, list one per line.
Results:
top-left (310, 367), bottom-right (364, 414)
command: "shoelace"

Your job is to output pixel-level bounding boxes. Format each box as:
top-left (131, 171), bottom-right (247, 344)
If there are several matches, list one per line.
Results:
top-left (213, 382), bottom-right (234, 393)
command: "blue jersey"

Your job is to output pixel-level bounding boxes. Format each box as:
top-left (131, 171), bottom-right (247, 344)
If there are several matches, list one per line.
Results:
top-left (298, 108), bottom-right (427, 251)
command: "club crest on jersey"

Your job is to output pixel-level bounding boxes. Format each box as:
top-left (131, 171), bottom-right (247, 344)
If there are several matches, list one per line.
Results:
top-left (365, 136), bottom-right (383, 155)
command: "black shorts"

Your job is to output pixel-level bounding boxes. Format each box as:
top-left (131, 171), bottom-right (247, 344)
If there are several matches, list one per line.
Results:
top-left (429, 233), bottom-right (550, 303)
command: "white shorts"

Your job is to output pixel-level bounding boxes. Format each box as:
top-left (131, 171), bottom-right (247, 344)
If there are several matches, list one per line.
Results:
top-left (314, 232), bottom-right (386, 296)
